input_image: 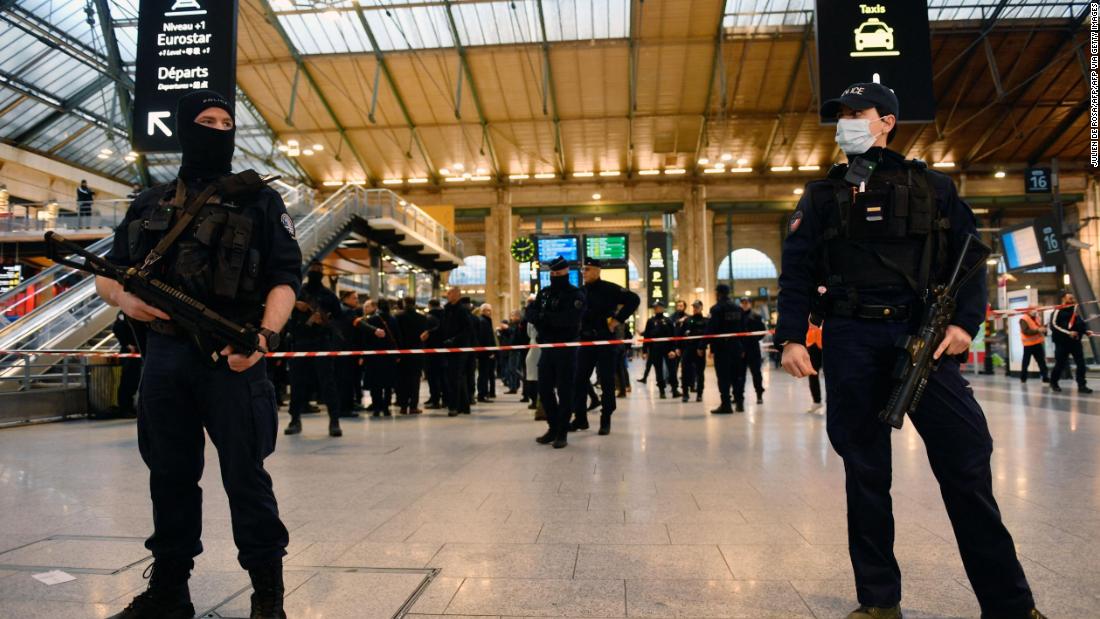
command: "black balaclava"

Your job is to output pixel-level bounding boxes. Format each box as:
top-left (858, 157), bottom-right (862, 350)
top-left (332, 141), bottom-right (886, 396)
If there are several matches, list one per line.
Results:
top-left (176, 89), bottom-right (235, 181)
top-left (550, 272), bottom-right (570, 288)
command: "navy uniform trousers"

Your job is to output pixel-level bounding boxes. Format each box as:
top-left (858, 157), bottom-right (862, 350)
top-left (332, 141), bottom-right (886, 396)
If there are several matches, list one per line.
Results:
top-left (822, 317), bottom-right (1034, 617)
top-left (573, 342), bottom-right (618, 423)
top-left (138, 332), bottom-right (289, 570)
top-left (539, 348), bottom-right (577, 436)
top-left (712, 341), bottom-right (745, 406)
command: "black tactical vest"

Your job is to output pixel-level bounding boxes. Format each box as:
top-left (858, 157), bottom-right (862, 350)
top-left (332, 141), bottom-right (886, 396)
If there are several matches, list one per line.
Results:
top-left (125, 180), bottom-right (265, 321)
top-left (820, 160), bottom-right (948, 295)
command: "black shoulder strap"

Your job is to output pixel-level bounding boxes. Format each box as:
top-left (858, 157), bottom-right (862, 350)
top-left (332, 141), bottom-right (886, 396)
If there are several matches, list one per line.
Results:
top-left (140, 179), bottom-right (219, 271)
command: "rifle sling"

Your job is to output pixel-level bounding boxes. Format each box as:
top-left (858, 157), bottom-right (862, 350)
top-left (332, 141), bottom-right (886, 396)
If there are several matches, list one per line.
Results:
top-left (141, 179), bottom-right (220, 270)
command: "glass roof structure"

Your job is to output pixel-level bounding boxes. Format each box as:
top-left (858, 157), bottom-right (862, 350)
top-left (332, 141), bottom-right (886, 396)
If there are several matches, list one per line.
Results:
top-left (0, 0), bottom-right (301, 186)
top-left (722, 0), bottom-right (1089, 29)
top-left (270, 0), bottom-right (632, 55)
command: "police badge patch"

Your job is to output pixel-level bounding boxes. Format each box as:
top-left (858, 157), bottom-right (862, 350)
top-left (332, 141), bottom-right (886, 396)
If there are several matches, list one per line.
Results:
top-left (788, 209), bottom-right (803, 233)
top-left (281, 213), bottom-right (296, 239)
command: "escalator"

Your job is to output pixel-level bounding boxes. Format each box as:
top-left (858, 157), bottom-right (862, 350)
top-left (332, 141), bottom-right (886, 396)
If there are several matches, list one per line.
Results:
top-left (0, 184), bottom-right (462, 393)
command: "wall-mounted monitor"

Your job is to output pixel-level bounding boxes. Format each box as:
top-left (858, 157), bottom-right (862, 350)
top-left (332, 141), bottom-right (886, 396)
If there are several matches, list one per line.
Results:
top-left (584, 234), bottom-right (629, 265)
top-left (538, 269), bottom-right (581, 288)
top-left (536, 235), bottom-right (579, 263)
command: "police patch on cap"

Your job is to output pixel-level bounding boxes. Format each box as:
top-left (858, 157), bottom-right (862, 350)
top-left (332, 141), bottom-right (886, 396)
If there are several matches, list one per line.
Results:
top-left (281, 213), bottom-right (296, 239)
top-left (788, 209), bottom-right (803, 233)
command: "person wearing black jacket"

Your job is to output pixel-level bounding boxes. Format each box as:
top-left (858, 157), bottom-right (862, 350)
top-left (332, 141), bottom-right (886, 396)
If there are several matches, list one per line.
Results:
top-left (361, 298), bottom-right (402, 415)
top-left (335, 290), bottom-right (364, 417)
top-left (395, 297), bottom-right (428, 414)
top-left (738, 297), bottom-right (766, 404)
top-left (665, 300), bottom-right (688, 397)
top-left (528, 256), bottom-right (586, 448)
top-left (706, 285), bottom-right (745, 413)
top-left (572, 257), bottom-right (640, 434)
top-left (112, 311), bottom-right (146, 418)
top-left (677, 300), bottom-right (708, 402)
top-left (424, 299), bottom-right (446, 408)
top-left (1049, 291), bottom-right (1094, 393)
top-left (642, 301), bottom-right (676, 398)
top-left (286, 263), bottom-right (345, 437)
top-left (441, 287), bottom-right (476, 416)
top-left (476, 304), bottom-right (498, 402)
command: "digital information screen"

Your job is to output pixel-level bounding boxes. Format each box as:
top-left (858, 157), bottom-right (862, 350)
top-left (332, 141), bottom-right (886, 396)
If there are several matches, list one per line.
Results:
top-left (537, 235), bottom-right (579, 263)
top-left (133, 0), bottom-right (239, 152)
top-left (0, 265), bottom-right (22, 294)
top-left (584, 234), bottom-right (628, 263)
top-left (1001, 225), bottom-right (1043, 270)
top-left (815, 0), bottom-right (935, 122)
top-left (538, 270), bottom-right (580, 288)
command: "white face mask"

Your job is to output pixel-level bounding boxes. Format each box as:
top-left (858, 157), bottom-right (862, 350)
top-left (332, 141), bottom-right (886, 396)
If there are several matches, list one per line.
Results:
top-left (835, 117), bottom-right (884, 156)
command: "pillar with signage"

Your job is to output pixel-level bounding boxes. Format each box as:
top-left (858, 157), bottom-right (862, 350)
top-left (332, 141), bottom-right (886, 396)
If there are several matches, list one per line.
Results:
top-left (645, 231), bottom-right (672, 309)
top-left (133, 0), bottom-right (239, 153)
top-left (815, 0), bottom-right (934, 123)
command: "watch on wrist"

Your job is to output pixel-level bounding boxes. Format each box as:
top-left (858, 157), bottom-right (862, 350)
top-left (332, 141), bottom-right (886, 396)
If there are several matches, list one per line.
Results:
top-left (258, 328), bottom-right (280, 352)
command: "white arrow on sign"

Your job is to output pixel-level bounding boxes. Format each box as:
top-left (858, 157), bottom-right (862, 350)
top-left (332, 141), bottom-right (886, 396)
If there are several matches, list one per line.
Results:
top-left (147, 111), bottom-right (173, 137)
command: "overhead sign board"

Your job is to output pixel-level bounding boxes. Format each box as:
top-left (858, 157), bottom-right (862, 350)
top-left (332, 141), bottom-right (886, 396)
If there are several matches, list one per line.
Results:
top-left (133, 0), bottom-right (239, 152)
top-left (1024, 167), bottom-right (1052, 194)
top-left (536, 235), bottom-right (579, 264)
top-left (815, 0), bottom-right (935, 122)
top-left (1000, 216), bottom-right (1064, 271)
top-left (645, 231), bottom-right (671, 308)
top-left (583, 234), bottom-right (628, 265)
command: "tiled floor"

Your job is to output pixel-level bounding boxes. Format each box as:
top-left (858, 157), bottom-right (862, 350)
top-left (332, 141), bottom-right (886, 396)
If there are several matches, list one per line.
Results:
top-left (0, 366), bottom-right (1099, 618)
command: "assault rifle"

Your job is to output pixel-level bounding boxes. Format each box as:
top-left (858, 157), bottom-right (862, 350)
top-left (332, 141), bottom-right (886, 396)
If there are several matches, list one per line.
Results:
top-left (879, 234), bottom-right (991, 429)
top-left (44, 232), bottom-right (262, 364)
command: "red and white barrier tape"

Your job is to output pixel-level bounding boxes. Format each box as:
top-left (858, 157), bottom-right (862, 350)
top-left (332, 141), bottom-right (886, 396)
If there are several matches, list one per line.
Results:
top-left (0, 330), bottom-right (773, 359)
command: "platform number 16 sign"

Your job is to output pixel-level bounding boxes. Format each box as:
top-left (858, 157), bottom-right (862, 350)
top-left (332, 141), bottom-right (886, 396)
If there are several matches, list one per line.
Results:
top-left (1025, 167), bottom-right (1051, 194)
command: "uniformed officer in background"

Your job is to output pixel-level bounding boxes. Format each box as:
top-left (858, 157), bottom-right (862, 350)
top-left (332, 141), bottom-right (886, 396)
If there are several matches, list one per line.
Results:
top-left (572, 256), bottom-right (639, 435)
top-left (706, 284), bottom-right (745, 413)
top-left (110, 311), bottom-right (145, 418)
top-left (642, 301), bottom-right (675, 398)
top-left (528, 256), bottom-right (585, 448)
top-left (285, 261), bottom-right (344, 437)
top-left (666, 299), bottom-right (688, 397)
top-left (99, 90), bottom-right (299, 619)
top-left (737, 297), bottom-right (766, 404)
top-left (677, 299), bottom-right (708, 402)
top-left (776, 82), bottom-right (1044, 619)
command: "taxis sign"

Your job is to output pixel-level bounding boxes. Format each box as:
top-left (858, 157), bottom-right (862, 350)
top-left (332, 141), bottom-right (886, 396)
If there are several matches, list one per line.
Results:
top-left (815, 0), bottom-right (935, 122)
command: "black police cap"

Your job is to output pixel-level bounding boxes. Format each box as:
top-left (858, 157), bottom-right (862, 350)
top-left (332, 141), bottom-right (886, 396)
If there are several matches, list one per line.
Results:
top-left (820, 82), bottom-right (899, 121)
top-left (715, 284), bottom-right (731, 295)
top-left (547, 255), bottom-right (570, 271)
top-left (584, 257), bottom-right (603, 268)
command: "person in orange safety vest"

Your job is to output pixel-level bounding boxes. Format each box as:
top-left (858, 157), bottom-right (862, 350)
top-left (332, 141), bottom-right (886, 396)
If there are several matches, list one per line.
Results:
top-left (1018, 309), bottom-right (1048, 384)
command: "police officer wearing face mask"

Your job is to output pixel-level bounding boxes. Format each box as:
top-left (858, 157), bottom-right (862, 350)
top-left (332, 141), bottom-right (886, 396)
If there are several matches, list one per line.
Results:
top-left (776, 82), bottom-right (1044, 619)
top-left (527, 256), bottom-right (586, 448)
top-left (706, 284), bottom-right (745, 413)
top-left (100, 90), bottom-right (301, 619)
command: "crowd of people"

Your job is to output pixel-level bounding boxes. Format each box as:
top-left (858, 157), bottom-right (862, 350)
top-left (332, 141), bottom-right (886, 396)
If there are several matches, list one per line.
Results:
top-left (234, 258), bottom-right (774, 442)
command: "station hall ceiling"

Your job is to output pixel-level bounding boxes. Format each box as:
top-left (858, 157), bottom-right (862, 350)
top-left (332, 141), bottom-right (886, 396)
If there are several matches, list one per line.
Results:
top-left (0, 0), bottom-right (1092, 188)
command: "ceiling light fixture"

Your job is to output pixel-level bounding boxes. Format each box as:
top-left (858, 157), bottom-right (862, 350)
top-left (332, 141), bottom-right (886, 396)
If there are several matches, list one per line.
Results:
top-left (407, 177), bottom-right (429, 184)
top-left (439, 168), bottom-right (451, 175)
top-left (312, 144), bottom-right (324, 151)
top-left (798, 165), bottom-right (820, 171)
top-left (702, 168), bottom-right (725, 174)
top-left (793, 188), bottom-right (804, 195)
top-left (933, 161), bottom-right (956, 168)
top-left (475, 167), bottom-right (488, 175)
top-left (599, 171), bottom-right (621, 177)
top-left (771, 166), bottom-right (793, 172)
top-left (664, 168), bottom-right (687, 175)
top-left (730, 167), bottom-right (753, 173)
top-left (737, 158), bottom-right (748, 165)
top-left (348, 180), bottom-right (366, 186)
top-left (509, 174), bottom-right (530, 180)
top-left (452, 163), bottom-right (464, 171)
top-left (994, 170), bottom-right (1006, 179)
top-left (574, 171), bottom-right (595, 178)
top-left (382, 179), bottom-right (403, 185)
top-left (302, 149), bottom-right (314, 156)
top-left (592, 193), bottom-right (602, 200)
top-left (720, 154), bottom-right (733, 162)
top-left (469, 175), bottom-right (491, 181)
top-left (638, 169), bottom-right (661, 175)
top-left (698, 158), bottom-right (710, 165)
top-left (534, 172), bottom-right (556, 179)
top-left (322, 181), bottom-right (343, 187)
top-left (100, 148), bottom-right (113, 155)
top-left (444, 176), bottom-right (467, 183)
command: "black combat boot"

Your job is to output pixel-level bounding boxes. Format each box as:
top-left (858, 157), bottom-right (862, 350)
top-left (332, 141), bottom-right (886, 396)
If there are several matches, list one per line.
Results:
top-left (598, 414), bottom-right (611, 436)
top-left (552, 431), bottom-right (568, 449)
top-left (328, 418), bottom-right (342, 437)
top-left (283, 416), bottom-right (301, 435)
top-left (671, 388), bottom-right (681, 398)
top-left (735, 401), bottom-right (745, 413)
top-left (570, 416), bottom-right (590, 431)
top-left (710, 403), bottom-right (733, 415)
top-left (536, 430), bottom-right (555, 445)
top-left (109, 560), bottom-right (194, 619)
top-left (248, 562), bottom-right (286, 619)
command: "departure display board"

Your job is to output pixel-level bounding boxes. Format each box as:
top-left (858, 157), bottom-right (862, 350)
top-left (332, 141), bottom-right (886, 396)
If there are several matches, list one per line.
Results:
top-left (538, 270), bottom-right (580, 288)
top-left (1000, 216), bottom-right (1064, 271)
top-left (536, 235), bottom-right (579, 263)
top-left (584, 234), bottom-right (628, 264)
top-left (133, 0), bottom-right (239, 152)
top-left (815, 0), bottom-right (934, 122)
top-left (0, 265), bottom-right (22, 294)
